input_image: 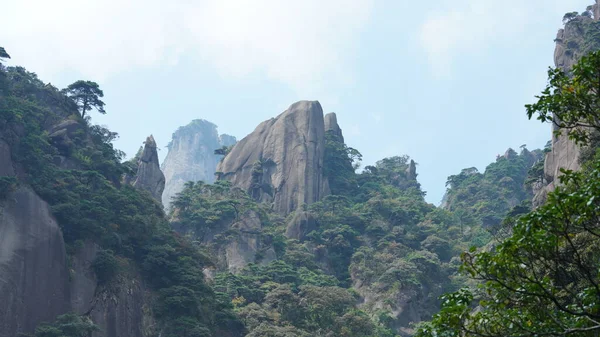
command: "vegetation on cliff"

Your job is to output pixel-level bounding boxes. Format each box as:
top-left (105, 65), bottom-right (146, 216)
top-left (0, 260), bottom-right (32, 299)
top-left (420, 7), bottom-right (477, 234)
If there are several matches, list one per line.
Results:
top-left (169, 113), bottom-right (542, 336)
top-left (416, 49), bottom-right (600, 337)
top-left (0, 54), bottom-right (242, 336)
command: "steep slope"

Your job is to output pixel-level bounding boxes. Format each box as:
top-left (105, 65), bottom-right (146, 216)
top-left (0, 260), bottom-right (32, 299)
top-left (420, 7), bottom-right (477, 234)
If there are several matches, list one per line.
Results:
top-left (533, 6), bottom-right (600, 206)
top-left (217, 100), bottom-right (329, 215)
top-left (171, 103), bottom-right (494, 336)
top-left (124, 135), bottom-right (165, 202)
top-left (161, 119), bottom-right (236, 208)
top-left (0, 65), bottom-right (242, 337)
top-left (443, 147), bottom-right (543, 228)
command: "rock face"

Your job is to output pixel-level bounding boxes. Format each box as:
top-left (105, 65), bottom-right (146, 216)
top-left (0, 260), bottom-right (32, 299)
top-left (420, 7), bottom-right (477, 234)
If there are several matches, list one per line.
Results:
top-left (131, 135), bottom-right (165, 202)
top-left (533, 11), bottom-right (600, 206)
top-left (162, 120), bottom-right (236, 208)
top-left (0, 140), bottom-right (153, 337)
top-left (217, 101), bottom-right (329, 215)
top-left (69, 243), bottom-right (153, 337)
top-left (285, 211), bottom-right (318, 240)
top-left (225, 211), bottom-right (263, 273)
top-left (324, 112), bottom-right (344, 142)
top-left (406, 160), bottom-right (417, 181)
top-left (0, 187), bottom-right (71, 337)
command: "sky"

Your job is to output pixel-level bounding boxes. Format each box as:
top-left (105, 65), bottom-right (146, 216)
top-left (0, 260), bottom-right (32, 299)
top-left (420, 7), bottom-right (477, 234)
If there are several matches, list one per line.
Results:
top-left (0, 0), bottom-right (593, 204)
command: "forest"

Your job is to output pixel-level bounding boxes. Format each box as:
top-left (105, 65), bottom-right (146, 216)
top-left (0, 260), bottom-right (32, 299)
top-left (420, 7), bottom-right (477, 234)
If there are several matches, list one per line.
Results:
top-left (2, 4), bottom-right (600, 337)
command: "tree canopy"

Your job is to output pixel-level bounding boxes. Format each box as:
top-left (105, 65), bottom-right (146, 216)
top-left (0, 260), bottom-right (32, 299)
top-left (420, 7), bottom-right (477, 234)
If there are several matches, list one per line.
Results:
top-left (526, 50), bottom-right (600, 144)
top-left (62, 80), bottom-right (106, 119)
top-left (418, 44), bottom-right (600, 337)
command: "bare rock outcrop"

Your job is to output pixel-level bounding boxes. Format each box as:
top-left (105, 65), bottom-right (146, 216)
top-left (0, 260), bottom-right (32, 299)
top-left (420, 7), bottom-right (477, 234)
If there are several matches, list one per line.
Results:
top-left (533, 10), bottom-right (599, 206)
top-left (162, 120), bottom-right (236, 208)
top-left (324, 112), bottom-right (344, 142)
top-left (285, 211), bottom-right (318, 241)
top-left (0, 132), bottom-right (153, 337)
top-left (69, 243), bottom-right (154, 337)
top-left (131, 135), bottom-right (165, 202)
top-left (225, 211), bottom-right (263, 273)
top-left (172, 208), bottom-right (269, 273)
top-left (217, 100), bottom-right (329, 215)
top-left (406, 160), bottom-right (417, 181)
top-left (0, 186), bottom-right (71, 337)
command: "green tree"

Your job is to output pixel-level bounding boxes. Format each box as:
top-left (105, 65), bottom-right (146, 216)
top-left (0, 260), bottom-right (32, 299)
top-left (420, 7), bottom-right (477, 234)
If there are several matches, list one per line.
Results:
top-left (214, 145), bottom-right (231, 156)
top-left (0, 47), bottom-right (10, 63)
top-left (563, 11), bottom-right (579, 24)
top-left (526, 50), bottom-right (600, 144)
top-left (418, 47), bottom-right (600, 337)
top-left (417, 162), bottom-right (600, 336)
top-left (34, 313), bottom-right (98, 337)
top-left (62, 80), bottom-right (106, 119)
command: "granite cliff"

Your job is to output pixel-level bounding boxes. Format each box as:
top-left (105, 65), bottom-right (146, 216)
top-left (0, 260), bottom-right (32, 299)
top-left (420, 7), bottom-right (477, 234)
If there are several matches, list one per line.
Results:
top-left (0, 67), bottom-right (241, 337)
top-left (125, 135), bottom-right (165, 202)
top-left (0, 122), bottom-right (154, 337)
top-left (533, 4), bottom-right (600, 206)
top-left (216, 100), bottom-right (330, 215)
top-left (161, 120), bottom-right (235, 209)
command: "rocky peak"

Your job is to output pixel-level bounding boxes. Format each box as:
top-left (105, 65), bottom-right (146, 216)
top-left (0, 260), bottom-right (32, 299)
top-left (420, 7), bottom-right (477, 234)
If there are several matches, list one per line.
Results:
top-left (161, 120), bottom-right (236, 209)
top-left (406, 159), bottom-right (417, 180)
top-left (324, 112), bottom-right (344, 142)
top-left (217, 100), bottom-right (329, 215)
top-left (130, 135), bottom-right (165, 202)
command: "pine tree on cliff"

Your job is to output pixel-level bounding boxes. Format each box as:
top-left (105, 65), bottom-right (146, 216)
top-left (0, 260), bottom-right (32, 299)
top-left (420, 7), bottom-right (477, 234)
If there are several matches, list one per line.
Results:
top-left (0, 47), bottom-right (10, 63)
top-left (62, 80), bottom-right (106, 119)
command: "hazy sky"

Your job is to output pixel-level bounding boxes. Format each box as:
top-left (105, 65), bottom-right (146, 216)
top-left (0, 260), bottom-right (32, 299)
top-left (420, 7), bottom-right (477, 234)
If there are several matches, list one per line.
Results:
top-left (1, 0), bottom-right (592, 204)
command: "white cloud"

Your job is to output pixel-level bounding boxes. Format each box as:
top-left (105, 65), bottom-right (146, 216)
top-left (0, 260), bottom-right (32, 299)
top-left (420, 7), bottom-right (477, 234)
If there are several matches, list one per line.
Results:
top-left (418, 0), bottom-right (581, 75)
top-left (0, 0), bottom-right (373, 95)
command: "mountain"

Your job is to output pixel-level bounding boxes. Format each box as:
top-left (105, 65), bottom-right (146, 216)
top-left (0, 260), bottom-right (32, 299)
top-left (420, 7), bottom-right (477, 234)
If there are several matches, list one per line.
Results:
top-left (0, 67), bottom-right (242, 337)
top-left (170, 99), bottom-right (543, 336)
top-left (442, 147), bottom-right (543, 228)
top-left (3, 4), bottom-right (598, 336)
top-left (161, 119), bottom-right (236, 208)
top-left (216, 101), bottom-right (330, 215)
top-left (533, 3), bottom-right (600, 206)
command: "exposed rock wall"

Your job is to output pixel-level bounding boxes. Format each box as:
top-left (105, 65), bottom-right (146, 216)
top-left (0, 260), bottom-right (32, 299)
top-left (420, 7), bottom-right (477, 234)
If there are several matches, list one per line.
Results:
top-left (533, 10), bottom-right (600, 206)
top-left (0, 187), bottom-right (71, 337)
top-left (132, 135), bottom-right (165, 202)
top-left (0, 130), bottom-right (153, 337)
top-left (324, 112), bottom-right (344, 143)
top-left (70, 243), bottom-right (154, 337)
top-left (162, 120), bottom-right (236, 208)
top-left (217, 101), bottom-right (329, 215)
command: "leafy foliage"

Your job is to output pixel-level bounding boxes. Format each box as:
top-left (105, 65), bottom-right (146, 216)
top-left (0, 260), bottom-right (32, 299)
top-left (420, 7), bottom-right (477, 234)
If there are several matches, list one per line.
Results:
top-left (174, 138), bottom-right (534, 334)
top-left (418, 38), bottom-right (600, 337)
top-left (32, 313), bottom-right (98, 337)
top-left (526, 51), bottom-right (600, 144)
top-left (418, 161), bottom-right (600, 336)
top-left (62, 80), bottom-right (106, 119)
top-left (0, 65), bottom-right (242, 336)
top-left (443, 147), bottom-right (542, 231)
top-left (91, 249), bottom-right (120, 286)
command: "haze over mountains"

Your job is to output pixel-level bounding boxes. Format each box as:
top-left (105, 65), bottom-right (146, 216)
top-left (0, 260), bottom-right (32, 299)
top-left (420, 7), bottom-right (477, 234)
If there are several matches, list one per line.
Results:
top-left (1, 2), bottom-right (600, 337)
